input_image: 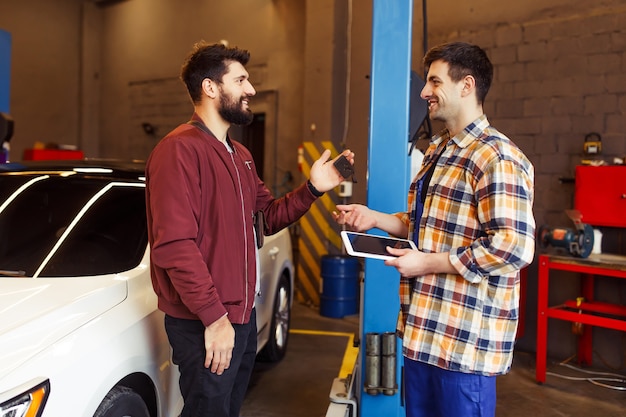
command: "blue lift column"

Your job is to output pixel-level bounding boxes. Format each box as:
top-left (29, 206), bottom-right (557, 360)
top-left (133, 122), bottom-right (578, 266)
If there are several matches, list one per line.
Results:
top-left (0, 29), bottom-right (10, 113)
top-left (359, 1), bottom-right (413, 416)
top-left (1, 29), bottom-right (11, 163)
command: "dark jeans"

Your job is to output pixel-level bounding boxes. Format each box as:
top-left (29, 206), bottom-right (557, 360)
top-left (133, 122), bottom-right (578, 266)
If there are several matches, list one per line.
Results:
top-left (404, 357), bottom-right (496, 417)
top-left (165, 309), bottom-right (257, 417)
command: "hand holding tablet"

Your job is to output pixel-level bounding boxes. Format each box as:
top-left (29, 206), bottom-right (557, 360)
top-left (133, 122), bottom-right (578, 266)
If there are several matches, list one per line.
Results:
top-left (340, 231), bottom-right (416, 261)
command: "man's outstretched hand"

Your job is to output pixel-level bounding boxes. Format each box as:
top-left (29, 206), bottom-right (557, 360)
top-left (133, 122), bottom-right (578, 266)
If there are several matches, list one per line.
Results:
top-left (309, 149), bottom-right (355, 193)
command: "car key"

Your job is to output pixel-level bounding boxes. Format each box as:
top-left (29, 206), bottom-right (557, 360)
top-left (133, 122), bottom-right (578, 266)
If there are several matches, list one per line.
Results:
top-left (333, 155), bottom-right (355, 180)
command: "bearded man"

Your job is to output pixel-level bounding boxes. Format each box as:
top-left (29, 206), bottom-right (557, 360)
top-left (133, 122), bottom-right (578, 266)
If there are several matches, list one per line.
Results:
top-left (145, 41), bottom-right (354, 417)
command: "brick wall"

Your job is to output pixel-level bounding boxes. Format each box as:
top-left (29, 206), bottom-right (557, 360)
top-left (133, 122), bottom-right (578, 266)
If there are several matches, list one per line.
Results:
top-left (128, 77), bottom-right (191, 160)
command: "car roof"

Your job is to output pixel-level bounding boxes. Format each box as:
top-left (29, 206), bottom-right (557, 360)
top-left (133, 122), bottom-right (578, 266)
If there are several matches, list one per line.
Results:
top-left (0, 159), bottom-right (146, 181)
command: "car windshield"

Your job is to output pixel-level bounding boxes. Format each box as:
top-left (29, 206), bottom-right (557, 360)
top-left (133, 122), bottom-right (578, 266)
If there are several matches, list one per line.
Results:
top-left (0, 173), bottom-right (148, 277)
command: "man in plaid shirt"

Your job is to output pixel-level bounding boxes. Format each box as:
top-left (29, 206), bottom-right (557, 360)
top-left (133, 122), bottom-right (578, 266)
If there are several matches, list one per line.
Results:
top-left (334, 42), bottom-right (535, 416)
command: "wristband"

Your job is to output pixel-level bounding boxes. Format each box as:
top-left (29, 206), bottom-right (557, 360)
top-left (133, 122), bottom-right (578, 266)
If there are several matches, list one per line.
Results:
top-left (307, 180), bottom-right (325, 197)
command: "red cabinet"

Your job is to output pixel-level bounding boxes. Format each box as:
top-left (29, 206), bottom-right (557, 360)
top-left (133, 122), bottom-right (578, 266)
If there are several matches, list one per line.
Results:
top-left (574, 166), bottom-right (626, 228)
top-left (23, 149), bottom-right (84, 161)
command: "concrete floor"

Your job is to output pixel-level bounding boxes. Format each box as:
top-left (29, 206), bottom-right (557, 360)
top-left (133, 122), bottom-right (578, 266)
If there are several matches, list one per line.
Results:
top-left (241, 301), bottom-right (626, 417)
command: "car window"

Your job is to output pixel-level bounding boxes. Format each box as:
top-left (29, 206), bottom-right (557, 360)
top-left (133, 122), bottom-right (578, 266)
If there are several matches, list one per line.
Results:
top-left (0, 175), bottom-right (148, 277)
top-left (0, 175), bottom-right (99, 276)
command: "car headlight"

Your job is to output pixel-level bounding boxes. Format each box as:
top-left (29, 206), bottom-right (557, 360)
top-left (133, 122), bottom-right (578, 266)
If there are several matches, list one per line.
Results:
top-left (0, 379), bottom-right (50, 417)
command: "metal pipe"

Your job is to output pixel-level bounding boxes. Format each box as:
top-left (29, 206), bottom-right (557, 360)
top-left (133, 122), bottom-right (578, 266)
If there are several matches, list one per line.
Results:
top-left (364, 333), bottom-right (381, 395)
top-left (381, 332), bottom-right (397, 395)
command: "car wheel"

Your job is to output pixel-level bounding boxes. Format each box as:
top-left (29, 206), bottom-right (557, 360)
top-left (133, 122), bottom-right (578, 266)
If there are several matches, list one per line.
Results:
top-left (258, 272), bottom-right (291, 362)
top-left (93, 386), bottom-right (149, 417)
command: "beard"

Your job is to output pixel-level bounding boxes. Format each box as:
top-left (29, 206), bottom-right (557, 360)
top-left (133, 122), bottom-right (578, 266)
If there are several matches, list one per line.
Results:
top-left (218, 89), bottom-right (254, 126)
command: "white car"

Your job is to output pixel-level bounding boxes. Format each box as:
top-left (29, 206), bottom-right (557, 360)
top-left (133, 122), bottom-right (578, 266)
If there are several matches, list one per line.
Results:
top-left (0, 160), bottom-right (294, 417)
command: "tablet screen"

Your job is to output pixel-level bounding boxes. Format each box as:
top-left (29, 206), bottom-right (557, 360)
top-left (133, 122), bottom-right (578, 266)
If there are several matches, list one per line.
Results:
top-left (340, 231), bottom-right (416, 260)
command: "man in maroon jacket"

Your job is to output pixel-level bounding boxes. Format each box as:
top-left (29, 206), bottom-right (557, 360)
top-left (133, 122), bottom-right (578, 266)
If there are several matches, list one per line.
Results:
top-left (145, 41), bottom-right (354, 417)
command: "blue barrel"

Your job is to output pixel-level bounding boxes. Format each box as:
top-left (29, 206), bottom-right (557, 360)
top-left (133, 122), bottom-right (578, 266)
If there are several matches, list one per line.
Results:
top-left (320, 255), bottom-right (360, 318)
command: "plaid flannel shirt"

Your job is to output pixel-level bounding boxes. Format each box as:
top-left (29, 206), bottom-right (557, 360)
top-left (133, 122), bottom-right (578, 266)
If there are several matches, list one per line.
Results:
top-left (394, 115), bottom-right (535, 376)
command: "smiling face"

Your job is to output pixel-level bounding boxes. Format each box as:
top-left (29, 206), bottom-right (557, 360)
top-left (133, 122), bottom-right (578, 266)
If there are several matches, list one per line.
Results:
top-left (217, 61), bottom-right (256, 126)
top-left (420, 60), bottom-right (464, 125)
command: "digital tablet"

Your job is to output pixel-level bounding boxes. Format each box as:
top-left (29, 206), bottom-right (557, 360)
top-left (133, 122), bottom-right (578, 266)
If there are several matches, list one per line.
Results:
top-left (340, 231), bottom-right (417, 261)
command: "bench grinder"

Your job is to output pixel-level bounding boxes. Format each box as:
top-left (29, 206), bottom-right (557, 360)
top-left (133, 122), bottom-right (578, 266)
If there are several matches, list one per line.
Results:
top-left (538, 210), bottom-right (594, 258)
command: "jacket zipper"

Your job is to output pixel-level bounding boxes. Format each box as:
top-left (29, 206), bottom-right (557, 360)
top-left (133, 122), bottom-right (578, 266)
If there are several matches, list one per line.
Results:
top-left (229, 151), bottom-right (249, 324)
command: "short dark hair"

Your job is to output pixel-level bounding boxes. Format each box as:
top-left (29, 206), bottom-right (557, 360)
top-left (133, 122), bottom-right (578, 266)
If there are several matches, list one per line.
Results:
top-left (423, 42), bottom-right (493, 104)
top-left (180, 41), bottom-right (251, 104)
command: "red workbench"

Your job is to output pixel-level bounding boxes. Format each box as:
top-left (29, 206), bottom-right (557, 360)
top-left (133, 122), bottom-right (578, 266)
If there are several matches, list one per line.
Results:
top-left (535, 253), bottom-right (626, 383)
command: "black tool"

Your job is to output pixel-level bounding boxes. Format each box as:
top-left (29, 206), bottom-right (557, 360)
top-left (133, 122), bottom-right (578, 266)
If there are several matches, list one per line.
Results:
top-left (333, 155), bottom-right (355, 180)
top-left (538, 210), bottom-right (594, 258)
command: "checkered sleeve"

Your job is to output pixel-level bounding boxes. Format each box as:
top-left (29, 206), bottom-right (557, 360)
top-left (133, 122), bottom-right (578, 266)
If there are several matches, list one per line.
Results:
top-left (450, 136), bottom-right (536, 284)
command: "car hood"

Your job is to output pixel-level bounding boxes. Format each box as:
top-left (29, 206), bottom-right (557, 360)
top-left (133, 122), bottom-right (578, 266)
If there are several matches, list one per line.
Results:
top-left (0, 276), bottom-right (127, 380)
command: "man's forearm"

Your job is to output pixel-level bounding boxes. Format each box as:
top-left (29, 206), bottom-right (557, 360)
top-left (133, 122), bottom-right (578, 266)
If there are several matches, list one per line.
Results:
top-left (374, 212), bottom-right (409, 239)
